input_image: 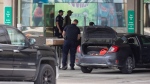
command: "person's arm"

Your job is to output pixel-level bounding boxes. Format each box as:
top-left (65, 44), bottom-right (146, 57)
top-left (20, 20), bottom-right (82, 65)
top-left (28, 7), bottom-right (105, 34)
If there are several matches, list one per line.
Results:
top-left (63, 16), bottom-right (67, 27)
top-left (62, 26), bottom-right (67, 38)
top-left (77, 34), bottom-right (81, 40)
top-left (77, 28), bottom-right (81, 40)
top-left (34, 8), bottom-right (38, 17)
top-left (56, 16), bottom-right (61, 33)
top-left (56, 22), bottom-right (60, 30)
top-left (62, 31), bottom-right (66, 38)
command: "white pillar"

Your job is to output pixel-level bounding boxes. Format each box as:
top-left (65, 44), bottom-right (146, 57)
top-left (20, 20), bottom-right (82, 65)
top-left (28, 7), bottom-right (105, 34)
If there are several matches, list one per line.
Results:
top-left (3, 0), bottom-right (12, 6)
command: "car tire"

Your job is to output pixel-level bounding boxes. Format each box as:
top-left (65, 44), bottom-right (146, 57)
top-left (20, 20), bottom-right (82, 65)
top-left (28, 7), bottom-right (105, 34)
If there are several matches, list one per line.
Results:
top-left (81, 66), bottom-right (93, 73)
top-left (120, 57), bottom-right (134, 74)
top-left (34, 64), bottom-right (56, 84)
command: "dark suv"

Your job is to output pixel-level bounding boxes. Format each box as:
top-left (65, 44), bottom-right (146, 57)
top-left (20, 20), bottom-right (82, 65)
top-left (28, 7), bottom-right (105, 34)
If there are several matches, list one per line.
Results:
top-left (0, 24), bottom-right (57, 84)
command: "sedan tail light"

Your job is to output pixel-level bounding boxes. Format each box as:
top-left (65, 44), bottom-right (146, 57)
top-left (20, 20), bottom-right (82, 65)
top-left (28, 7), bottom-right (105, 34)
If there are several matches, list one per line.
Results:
top-left (108, 45), bottom-right (119, 53)
top-left (77, 46), bottom-right (81, 53)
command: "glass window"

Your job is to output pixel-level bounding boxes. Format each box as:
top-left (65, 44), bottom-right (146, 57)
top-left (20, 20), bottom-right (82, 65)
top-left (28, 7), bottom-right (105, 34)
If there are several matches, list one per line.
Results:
top-left (128, 37), bottom-right (139, 45)
top-left (55, 3), bottom-right (97, 26)
top-left (55, 0), bottom-right (97, 3)
top-left (97, 0), bottom-right (126, 3)
top-left (97, 3), bottom-right (126, 27)
top-left (0, 27), bottom-right (7, 44)
top-left (6, 28), bottom-right (26, 46)
top-left (140, 36), bottom-right (150, 44)
top-left (21, 0), bottom-right (54, 27)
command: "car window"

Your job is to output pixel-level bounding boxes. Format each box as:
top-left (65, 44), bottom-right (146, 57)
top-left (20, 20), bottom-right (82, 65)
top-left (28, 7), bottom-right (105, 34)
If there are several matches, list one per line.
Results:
top-left (115, 36), bottom-right (127, 44)
top-left (140, 36), bottom-right (150, 44)
top-left (6, 28), bottom-right (26, 46)
top-left (128, 37), bottom-right (139, 45)
top-left (0, 27), bottom-right (7, 44)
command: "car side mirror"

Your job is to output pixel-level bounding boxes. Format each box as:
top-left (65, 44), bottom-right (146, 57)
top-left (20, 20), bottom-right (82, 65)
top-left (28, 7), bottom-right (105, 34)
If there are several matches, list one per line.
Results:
top-left (29, 38), bottom-right (36, 46)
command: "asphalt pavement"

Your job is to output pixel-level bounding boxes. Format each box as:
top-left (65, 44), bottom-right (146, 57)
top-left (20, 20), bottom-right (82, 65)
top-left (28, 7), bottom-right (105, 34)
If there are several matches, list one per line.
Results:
top-left (0, 67), bottom-right (150, 84)
top-left (57, 67), bottom-right (150, 84)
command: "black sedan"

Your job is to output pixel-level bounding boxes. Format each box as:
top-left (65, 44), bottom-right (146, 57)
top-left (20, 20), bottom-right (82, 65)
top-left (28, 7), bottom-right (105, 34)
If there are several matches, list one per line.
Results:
top-left (76, 26), bottom-right (150, 74)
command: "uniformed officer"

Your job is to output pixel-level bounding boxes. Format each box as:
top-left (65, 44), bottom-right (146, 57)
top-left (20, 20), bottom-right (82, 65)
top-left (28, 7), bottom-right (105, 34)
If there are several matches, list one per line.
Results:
top-left (55, 10), bottom-right (64, 38)
top-left (62, 19), bottom-right (81, 70)
top-left (63, 10), bottom-right (73, 27)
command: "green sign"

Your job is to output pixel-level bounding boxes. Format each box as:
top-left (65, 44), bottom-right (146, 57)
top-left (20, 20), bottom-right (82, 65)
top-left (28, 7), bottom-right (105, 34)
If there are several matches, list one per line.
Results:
top-left (144, 0), bottom-right (150, 3)
top-left (128, 10), bottom-right (135, 33)
top-left (4, 7), bottom-right (12, 25)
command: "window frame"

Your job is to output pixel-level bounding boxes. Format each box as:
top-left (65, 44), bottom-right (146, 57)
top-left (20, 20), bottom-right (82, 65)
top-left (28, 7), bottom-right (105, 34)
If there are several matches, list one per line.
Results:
top-left (139, 35), bottom-right (150, 45)
top-left (127, 37), bottom-right (139, 46)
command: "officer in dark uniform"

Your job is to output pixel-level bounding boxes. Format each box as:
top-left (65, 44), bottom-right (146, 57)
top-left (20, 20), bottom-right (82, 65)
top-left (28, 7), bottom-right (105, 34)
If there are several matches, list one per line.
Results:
top-left (63, 10), bottom-right (73, 27)
top-left (55, 10), bottom-right (64, 38)
top-left (62, 19), bottom-right (81, 70)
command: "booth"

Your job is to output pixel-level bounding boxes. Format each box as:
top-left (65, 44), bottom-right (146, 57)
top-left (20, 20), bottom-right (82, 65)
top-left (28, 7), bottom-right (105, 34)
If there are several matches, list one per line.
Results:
top-left (18, 0), bottom-right (128, 69)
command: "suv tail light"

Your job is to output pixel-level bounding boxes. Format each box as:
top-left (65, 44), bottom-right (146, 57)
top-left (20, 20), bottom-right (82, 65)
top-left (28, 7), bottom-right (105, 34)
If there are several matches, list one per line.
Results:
top-left (77, 46), bottom-right (81, 53)
top-left (108, 45), bottom-right (119, 53)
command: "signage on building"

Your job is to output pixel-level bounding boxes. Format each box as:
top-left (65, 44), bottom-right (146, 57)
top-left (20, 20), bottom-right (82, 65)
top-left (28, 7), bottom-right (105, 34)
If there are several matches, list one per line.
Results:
top-left (4, 7), bottom-right (12, 25)
top-left (128, 10), bottom-right (135, 33)
top-left (144, 0), bottom-right (150, 3)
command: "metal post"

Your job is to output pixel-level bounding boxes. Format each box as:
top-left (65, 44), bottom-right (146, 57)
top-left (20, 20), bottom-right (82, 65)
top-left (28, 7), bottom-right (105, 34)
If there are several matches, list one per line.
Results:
top-left (17, 0), bottom-right (21, 24)
top-left (140, 0), bottom-right (144, 35)
top-left (58, 46), bottom-right (62, 69)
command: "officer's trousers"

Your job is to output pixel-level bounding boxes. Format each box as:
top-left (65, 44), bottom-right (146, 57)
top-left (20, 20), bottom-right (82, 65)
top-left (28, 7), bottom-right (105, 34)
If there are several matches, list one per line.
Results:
top-left (62, 40), bottom-right (77, 68)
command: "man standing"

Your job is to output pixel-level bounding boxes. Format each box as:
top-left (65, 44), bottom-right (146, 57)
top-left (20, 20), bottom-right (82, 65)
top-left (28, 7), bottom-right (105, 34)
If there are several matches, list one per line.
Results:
top-left (63, 10), bottom-right (73, 27)
top-left (33, 1), bottom-right (43, 26)
top-left (62, 19), bottom-right (81, 70)
top-left (55, 10), bottom-right (64, 38)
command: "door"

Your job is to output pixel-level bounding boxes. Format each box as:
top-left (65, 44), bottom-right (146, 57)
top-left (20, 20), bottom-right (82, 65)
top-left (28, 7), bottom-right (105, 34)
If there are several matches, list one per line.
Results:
top-left (6, 28), bottom-right (37, 78)
top-left (0, 27), bottom-right (13, 77)
top-left (140, 36), bottom-right (150, 63)
top-left (44, 5), bottom-right (55, 37)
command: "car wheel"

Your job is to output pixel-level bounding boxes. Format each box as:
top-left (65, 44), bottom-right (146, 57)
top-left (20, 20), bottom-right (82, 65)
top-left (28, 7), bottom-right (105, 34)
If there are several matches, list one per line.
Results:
top-left (120, 57), bottom-right (134, 74)
top-left (81, 66), bottom-right (93, 73)
top-left (34, 64), bottom-right (56, 84)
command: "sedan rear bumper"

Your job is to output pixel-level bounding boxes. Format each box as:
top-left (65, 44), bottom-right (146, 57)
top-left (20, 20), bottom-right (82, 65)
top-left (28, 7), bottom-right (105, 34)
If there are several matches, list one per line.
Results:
top-left (76, 53), bottom-right (119, 68)
top-left (80, 63), bottom-right (108, 67)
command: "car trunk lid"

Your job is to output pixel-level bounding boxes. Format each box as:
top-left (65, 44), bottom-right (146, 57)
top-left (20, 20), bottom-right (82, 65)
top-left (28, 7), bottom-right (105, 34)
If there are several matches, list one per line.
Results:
top-left (82, 26), bottom-right (117, 44)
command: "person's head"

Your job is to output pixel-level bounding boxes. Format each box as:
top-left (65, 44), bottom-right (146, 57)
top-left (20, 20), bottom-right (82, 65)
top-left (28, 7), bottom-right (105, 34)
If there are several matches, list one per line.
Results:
top-left (72, 19), bottom-right (78, 25)
top-left (89, 22), bottom-right (94, 26)
top-left (38, 1), bottom-right (43, 7)
top-left (67, 10), bottom-right (73, 16)
top-left (59, 10), bottom-right (64, 16)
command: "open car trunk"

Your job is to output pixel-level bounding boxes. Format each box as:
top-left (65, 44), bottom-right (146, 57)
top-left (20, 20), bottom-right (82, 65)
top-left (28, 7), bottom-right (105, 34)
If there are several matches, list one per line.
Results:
top-left (82, 44), bottom-right (111, 55)
top-left (81, 26), bottom-right (117, 56)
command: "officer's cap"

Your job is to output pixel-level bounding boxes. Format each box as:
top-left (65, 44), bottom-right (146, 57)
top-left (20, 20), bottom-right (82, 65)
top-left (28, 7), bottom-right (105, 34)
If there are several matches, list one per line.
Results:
top-left (67, 10), bottom-right (73, 13)
top-left (59, 10), bottom-right (64, 13)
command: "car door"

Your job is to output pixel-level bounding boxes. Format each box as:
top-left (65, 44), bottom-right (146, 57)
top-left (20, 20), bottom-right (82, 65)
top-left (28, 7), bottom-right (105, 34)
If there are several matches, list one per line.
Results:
top-left (0, 26), bottom-right (13, 77)
top-left (6, 28), bottom-right (37, 78)
top-left (139, 36), bottom-right (150, 63)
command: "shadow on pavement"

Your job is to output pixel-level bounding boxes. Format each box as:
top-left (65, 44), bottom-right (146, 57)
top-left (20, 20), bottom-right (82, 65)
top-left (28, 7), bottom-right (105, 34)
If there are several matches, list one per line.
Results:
top-left (91, 69), bottom-right (150, 74)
